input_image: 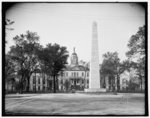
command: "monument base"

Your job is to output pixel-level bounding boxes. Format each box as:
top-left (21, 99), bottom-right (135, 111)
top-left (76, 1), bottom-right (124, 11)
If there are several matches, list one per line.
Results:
top-left (84, 88), bottom-right (106, 93)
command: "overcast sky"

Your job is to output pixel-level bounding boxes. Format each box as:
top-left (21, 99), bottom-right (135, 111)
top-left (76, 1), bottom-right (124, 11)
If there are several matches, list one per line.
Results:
top-left (6, 3), bottom-right (145, 64)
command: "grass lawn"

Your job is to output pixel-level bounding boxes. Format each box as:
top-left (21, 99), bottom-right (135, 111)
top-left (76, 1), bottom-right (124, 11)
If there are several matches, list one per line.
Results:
top-left (5, 93), bottom-right (145, 115)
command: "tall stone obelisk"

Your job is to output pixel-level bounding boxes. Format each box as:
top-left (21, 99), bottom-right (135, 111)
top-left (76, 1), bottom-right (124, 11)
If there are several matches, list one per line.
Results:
top-left (89, 21), bottom-right (100, 89)
top-left (85, 21), bottom-right (106, 92)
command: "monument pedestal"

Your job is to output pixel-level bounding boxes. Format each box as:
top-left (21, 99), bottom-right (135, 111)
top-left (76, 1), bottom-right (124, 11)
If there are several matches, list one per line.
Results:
top-left (84, 88), bottom-right (106, 93)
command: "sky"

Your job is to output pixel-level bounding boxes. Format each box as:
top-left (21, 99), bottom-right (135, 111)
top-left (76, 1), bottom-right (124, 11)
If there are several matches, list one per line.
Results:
top-left (5, 3), bottom-right (145, 64)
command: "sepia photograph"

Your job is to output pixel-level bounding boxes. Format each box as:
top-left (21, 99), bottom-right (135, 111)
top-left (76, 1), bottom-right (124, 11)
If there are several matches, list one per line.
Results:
top-left (2, 2), bottom-right (148, 116)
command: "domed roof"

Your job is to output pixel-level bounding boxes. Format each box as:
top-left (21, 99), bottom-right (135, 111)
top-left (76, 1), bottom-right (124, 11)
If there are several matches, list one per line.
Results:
top-left (72, 52), bottom-right (77, 55)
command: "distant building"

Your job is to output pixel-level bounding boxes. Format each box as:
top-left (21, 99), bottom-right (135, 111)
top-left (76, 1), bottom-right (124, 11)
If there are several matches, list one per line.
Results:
top-left (58, 48), bottom-right (90, 91)
top-left (29, 72), bottom-right (52, 92)
top-left (119, 68), bottom-right (144, 91)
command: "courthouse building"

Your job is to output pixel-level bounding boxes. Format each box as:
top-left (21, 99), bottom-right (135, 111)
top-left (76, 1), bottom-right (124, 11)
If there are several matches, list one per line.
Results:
top-left (58, 48), bottom-right (90, 91)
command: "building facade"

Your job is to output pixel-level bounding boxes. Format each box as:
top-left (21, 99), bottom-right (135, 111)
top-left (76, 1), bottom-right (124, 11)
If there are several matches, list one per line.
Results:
top-left (58, 48), bottom-right (90, 91)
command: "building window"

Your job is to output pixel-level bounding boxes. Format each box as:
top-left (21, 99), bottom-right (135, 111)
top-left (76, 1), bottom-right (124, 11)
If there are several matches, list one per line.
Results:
top-left (33, 86), bottom-right (36, 91)
top-left (38, 86), bottom-right (40, 91)
top-left (72, 72), bottom-right (73, 77)
top-left (66, 72), bottom-right (68, 77)
top-left (87, 73), bottom-right (89, 77)
top-left (87, 79), bottom-right (89, 84)
top-left (33, 76), bottom-right (36, 84)
top-left (43, 86), bottom-right (45, 91)
top-left (82, 79), bottom-right (84, 84)
top-left (43, 78), bottom-right (45, 84)
top-left (82, 72), bottom-right (84, 77)
top-left (74, 72), bottom-right (76, 77)
top-left (38, 77), bottom-right (40, 84)
top-left (77, 72), bottom-right (78, 77)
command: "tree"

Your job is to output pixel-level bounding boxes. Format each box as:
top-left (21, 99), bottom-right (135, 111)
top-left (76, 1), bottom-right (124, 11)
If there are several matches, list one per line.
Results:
top-left (5, 19), bottom-right (14, 44)
top-left (9, 31), bottom-right (40, 93)
top-left (5, 19), bottom-right (14, 31)
top-left (79, 60), bottom-right (86, 66)
top-left (126, 25), bottom-right (145, 91)
top-left (133, 58), bottom-right (145, 91)
top-left (5, 54), bottom-right (15, 80)
top-left (102, 56), bottom-right (138, 92)
top-left (126, 25), bottom-right (145, 59)
top-left (120, 59), bottom-right (137, 73)
top-left (5, 54), bottom-right (16, 92)
top-left (37, 43), bottom-right (69, 93)
top-left (101, 52), bottom-right (121, 91)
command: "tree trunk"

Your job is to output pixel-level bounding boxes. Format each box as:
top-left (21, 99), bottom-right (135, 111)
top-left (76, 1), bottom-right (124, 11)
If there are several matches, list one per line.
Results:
top-left (11, 81), bottom-right (13, 92)
top-left (110, 76), bottom-right (112, 91)
top-left (6, 82), bottom-right (9, 93)
top-left (26, 76), bottom-right (30, 92)
top-left (53, 75), bottom-right (56, 93)
top-left (20, 81), bottom-right (23, 94)
top-left (35, 72), bottom-right (36, 93)
top-left (19, 74), bottom-right (23, 94)
top-left (56, 77), bottom-right (59, 91)
top-left (117, 75), bottom-right (120, 92)
top-left (140, 75), bottom-right (142, 91)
